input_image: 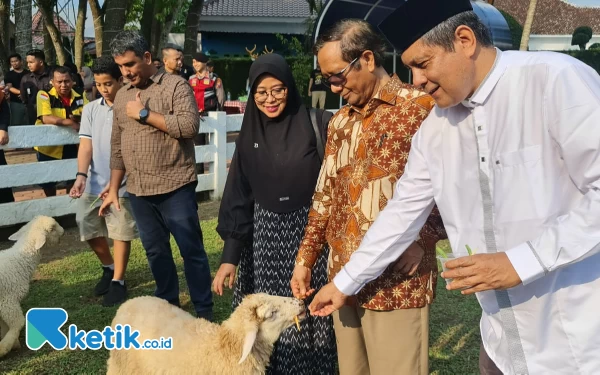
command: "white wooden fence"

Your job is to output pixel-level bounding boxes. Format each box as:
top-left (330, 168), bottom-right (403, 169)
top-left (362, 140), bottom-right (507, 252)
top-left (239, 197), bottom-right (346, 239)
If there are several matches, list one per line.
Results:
top-left (0, 112), bottom-right (242, 228)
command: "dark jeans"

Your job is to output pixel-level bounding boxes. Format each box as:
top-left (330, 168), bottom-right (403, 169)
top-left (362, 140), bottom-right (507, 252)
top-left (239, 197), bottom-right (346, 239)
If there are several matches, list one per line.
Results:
top-left (0, 150), bottom-right (14, 204)
top-left (128, 182), bottom-right (213, 317)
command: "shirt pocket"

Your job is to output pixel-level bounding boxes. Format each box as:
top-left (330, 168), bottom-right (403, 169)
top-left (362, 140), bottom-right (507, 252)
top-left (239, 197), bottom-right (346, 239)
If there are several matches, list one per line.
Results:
top-left (492, 145), bottom-right (545, 223)
top-left (493, 145), bottom-right (542, 168)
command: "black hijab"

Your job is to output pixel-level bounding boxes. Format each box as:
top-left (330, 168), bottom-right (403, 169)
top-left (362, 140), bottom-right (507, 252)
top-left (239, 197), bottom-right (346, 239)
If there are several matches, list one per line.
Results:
top-left (236, 54), bottom-right (321, 213)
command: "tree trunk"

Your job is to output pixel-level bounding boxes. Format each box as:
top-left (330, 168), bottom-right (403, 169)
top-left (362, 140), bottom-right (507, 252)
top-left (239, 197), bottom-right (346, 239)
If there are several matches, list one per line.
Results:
top-left (183, 0), bottom-right (204, 65)
top-left (0, 0), bottom-right (9, 73)
top-left (74, 0), bottom-right (87, 68)
top-left (150, 0), bottom-right (163, 56)
top-left (38, 0), bottom-right (68, 64)
top-left (14, 0), bottom-right (32, 58)
top-left (102, 0), bottom-right (129, 55)
top-left (159, 0), bottom-right (185, 51)
top-left (520, 0), bottom-right (537, 51)
top-left (88, 0), bottom-right (103, 56)
top-left (140, 0), bottom-right (155, 49)
top-left (42, 15), bottom-right (56, 65)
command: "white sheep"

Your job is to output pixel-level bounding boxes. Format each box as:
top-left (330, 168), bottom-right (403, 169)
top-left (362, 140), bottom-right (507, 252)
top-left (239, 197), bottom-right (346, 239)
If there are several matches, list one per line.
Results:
top-left (107, 293), bottom-right (307, 375)
top-left (0, 216), bottom-right (64, 358)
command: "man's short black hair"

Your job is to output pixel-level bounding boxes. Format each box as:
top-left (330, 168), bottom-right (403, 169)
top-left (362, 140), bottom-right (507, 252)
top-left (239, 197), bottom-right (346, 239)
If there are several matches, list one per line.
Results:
top-left (26, 49), bottom-right (45, 62)
top-left (52, 65), bottom-right (73, 78)
top-left (8, 53), bottom-right (22, 62)
top-left (91, 56), bottom-right (123, 80)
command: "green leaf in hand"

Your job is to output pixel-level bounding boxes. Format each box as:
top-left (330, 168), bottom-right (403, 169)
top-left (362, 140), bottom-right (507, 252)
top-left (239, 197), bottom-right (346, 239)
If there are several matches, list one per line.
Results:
top-left (89, 195), bottom-right (101, 208)
top-left (436, 247), bottom-right (448, 258)
top-left (465, 244), bottom-right (474, 256)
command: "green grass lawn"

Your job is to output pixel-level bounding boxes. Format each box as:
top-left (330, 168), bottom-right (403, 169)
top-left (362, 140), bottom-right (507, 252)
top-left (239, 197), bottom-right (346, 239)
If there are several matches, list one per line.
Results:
top-left (0, 219), bottom-right (482, 375)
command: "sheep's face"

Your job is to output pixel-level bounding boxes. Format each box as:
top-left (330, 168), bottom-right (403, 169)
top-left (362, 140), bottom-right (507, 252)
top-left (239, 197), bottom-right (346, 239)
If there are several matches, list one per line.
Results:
top-left (45, 219), bottom-right (65, 245)
top-left (9, 216), bottom-right (65, 250)
top-left (236, 293), bottom-right (307, 364)
top-left (254, 295), bottom-right (306, 342)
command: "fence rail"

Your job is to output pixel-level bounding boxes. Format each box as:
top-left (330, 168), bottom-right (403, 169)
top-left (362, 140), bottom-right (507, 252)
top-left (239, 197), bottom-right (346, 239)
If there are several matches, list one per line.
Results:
top-left (0, 112), bottom-right (243, 227)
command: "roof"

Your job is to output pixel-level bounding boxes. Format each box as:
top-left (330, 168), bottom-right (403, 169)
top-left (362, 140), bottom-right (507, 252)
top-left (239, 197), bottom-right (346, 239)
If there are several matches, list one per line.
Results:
top-left (32, 11), bottom-right (75, 35)
top-left (495, 0), bottom-right (600, 35)
top-left (201, 0), bottom-right (313, 18)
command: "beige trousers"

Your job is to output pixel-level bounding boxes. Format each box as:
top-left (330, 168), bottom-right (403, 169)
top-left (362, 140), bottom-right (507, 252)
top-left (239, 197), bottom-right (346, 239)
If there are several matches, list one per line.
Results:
top-left (333, 305), bottom-right (430, 375)
top-left (312, 91), bottom-right (326, 109)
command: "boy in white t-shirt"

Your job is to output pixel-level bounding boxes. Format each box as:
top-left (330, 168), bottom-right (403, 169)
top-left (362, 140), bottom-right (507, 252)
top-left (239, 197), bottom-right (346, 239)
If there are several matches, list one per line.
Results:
top-left (69, 56), bottom-right (138, 307)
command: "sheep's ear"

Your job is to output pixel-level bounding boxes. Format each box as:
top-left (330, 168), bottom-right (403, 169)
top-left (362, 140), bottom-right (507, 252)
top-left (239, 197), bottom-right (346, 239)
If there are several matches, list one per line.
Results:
top-left (256, 304), bottom-right (273, 320)
top-left (8, 222), bottom-right (31, 242)
top-left (238, 328), bottom-right (258, 364)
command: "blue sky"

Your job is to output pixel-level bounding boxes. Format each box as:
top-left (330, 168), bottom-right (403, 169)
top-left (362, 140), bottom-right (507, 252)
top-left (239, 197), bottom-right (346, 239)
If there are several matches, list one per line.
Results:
top-left (566, 0), bottom-right (600, 6)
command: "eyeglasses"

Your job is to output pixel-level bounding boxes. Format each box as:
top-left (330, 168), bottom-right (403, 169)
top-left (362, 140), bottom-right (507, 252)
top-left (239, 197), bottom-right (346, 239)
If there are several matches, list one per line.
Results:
top-left (254, 87), bottom-right (287, 103)
top-left (323, 57), bottom-right (359, 88)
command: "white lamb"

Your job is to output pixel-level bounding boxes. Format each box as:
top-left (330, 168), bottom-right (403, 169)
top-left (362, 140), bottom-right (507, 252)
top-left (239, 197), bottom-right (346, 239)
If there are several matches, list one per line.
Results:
top-left (107, 293), bottom-right (307, 375)
top-left (0, 216), bottom-right (64, 358)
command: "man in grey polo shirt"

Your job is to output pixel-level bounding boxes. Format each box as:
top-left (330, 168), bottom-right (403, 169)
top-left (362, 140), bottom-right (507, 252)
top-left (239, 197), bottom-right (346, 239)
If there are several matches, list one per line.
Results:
top-left (70, 56), bottom-right (138, 307)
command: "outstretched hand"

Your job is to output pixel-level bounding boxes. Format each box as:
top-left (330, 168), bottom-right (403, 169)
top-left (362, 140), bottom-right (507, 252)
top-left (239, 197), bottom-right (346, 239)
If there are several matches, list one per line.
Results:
top-left (308, 282), bottom-right (348, 317)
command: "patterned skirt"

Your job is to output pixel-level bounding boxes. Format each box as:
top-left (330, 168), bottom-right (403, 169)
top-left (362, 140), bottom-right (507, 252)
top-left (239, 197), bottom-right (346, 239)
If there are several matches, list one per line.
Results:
top-left (232, 203), bottom-right (337, 375)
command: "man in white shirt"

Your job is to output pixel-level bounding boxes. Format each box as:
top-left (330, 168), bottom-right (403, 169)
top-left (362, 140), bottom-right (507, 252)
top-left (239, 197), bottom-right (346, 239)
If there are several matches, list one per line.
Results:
top-left (308, 0), bottom-right (600, 374)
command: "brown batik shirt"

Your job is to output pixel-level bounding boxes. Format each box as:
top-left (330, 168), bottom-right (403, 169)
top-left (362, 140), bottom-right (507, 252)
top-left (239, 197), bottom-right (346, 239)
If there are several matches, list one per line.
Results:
top-left (110, 70), bottom-right (199, 196)
top-left (296, 75), bottom-right (447, 310)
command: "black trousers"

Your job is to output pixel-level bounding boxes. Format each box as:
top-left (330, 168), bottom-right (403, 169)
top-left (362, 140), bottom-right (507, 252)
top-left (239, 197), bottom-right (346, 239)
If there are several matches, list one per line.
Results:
top-left (0, 150), bottom-right (14, 204)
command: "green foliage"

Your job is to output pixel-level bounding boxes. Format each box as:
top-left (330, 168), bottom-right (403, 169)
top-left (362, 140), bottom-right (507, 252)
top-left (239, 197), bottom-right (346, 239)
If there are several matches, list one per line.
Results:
top-left (589, 43), bottom-right (600, 50)
top-left (572, 26), bottom-right (593, 51)
top-left (172, 0), bottom-right (191, 33)
top-left (499, 10), bottom-right (523, 50)
top-left (276, 34), bottom-right (313, 103)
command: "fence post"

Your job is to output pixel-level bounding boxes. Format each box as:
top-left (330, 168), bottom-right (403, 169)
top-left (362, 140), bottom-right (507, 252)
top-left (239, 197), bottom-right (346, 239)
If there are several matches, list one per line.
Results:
top-left (209, 111), bottom-right (227, 199)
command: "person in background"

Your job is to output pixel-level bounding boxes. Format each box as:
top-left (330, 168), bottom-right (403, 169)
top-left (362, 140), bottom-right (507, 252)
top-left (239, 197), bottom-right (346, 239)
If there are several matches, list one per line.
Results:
top-left (100, 31), bottom-right (214, 321)
top-left (0, 82), bottom-right (14, 203)
top-left (214, 53), bottom-right (337, 375)
top-left (308, 64), bottom-right (327, 109)
top-left (64, 61), bottom-right (85, 96)
top-left (189, 53), bottom-right (224, 114)
top-left (20, 49), bottom-right (52, 125)
top-left (206, 60), bottom-right (216, 77)
top-left (70, 56), bottom-right (137, 307)
top-left (4, 54), bottom-right (29, 125)
top-left (80, 66), bottom-right (95, 102)
top-left (152, 58), bottom-right (163, 69)
top-left (161, 43), bottom-right (183, 76)
top-left (35, 65), bottom-right (88, 197)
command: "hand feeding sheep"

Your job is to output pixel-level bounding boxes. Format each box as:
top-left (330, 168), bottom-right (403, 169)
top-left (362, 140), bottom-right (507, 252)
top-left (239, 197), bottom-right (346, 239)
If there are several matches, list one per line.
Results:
top-left (0, 216), bottom-right (64, 358)
top-left (107, 293), bottom-right (307, 374)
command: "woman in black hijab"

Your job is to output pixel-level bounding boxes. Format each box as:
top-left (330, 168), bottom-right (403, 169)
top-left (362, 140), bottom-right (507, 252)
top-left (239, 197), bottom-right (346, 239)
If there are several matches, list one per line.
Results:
top-left (215, 54), bottom-right (336, 374)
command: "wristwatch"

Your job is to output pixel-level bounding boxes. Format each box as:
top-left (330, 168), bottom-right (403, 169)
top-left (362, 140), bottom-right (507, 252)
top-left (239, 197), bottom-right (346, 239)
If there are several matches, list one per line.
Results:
top-left (139, 108), bottom-right (150, 124)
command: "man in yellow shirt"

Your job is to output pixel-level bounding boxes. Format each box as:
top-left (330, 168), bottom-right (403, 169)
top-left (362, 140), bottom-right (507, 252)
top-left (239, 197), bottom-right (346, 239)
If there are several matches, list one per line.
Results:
top-left (36, 65), bottom-right (87, 197)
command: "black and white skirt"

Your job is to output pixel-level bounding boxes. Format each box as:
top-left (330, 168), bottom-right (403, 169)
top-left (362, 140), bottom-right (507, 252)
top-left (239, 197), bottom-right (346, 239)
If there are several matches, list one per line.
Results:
top-left (232, 202), bottom-right (337, 375)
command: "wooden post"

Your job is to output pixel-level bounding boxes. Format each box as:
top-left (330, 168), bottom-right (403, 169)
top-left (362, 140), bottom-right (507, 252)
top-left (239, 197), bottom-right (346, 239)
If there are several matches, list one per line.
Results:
top-left (208, 111), bottom-right (227, 200)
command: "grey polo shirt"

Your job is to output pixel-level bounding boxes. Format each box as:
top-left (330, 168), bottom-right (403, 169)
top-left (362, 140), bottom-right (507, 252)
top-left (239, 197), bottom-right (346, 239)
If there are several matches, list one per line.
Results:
top-left (79, 98), bottom-right (127, 197)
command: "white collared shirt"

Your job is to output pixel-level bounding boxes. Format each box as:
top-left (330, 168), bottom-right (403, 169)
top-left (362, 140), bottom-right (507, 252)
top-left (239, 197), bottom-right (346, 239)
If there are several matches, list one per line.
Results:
top-left (334, 49), bottom-right (600, 374)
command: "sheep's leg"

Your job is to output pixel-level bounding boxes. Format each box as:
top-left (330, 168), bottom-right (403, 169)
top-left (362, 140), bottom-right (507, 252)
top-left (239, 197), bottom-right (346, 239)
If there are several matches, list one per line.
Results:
top-left (1, 317), bottom-right (20, 350)
top-left (0, 302), bottom-right (25, 358)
